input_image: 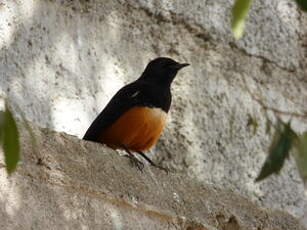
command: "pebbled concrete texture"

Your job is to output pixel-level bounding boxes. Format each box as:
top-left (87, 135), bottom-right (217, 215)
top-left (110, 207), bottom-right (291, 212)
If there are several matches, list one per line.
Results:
top-left (0, 122), bottom-right (305, 230)
top-left (0, 0), bottom-right (307, 223)
top-left (132, 0), bottom-right (303, 70)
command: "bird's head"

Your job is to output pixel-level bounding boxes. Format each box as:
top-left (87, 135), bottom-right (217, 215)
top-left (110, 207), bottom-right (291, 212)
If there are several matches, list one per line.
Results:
top-left (139, 57), bottom-right (189, 86)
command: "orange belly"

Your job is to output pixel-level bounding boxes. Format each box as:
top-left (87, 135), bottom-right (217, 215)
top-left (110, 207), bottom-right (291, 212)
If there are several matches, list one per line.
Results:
top-left (99, 106), bottom-right (167, 152)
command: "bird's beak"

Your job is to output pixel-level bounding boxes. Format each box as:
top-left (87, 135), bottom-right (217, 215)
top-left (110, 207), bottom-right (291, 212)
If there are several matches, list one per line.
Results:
top-left (174, 63), bottom-right (190, 70)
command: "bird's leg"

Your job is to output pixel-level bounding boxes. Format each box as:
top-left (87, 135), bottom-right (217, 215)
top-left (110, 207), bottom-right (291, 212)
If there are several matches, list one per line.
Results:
top-left (137, 151), bottom-right (168, 172)
top-left (122, 146), bottom-right (144, 171)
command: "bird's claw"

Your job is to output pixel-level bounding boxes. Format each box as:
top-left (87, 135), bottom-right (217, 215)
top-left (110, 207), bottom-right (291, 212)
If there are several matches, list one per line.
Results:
top-left (125, 154), bottom-right (144, 171)
top-left (154, 165), bottom-right (169, 173)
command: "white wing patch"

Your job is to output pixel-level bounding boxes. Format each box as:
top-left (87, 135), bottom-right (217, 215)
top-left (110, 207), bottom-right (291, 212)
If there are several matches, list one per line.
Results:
top-left (131, 91), bottom-right (140, 98)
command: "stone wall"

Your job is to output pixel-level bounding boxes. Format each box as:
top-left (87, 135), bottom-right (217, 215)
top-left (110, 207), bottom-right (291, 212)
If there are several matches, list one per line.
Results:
top-left (0, 122), bottom-right (304, 229)
top-left (1, 0), bottom-right (307, 221)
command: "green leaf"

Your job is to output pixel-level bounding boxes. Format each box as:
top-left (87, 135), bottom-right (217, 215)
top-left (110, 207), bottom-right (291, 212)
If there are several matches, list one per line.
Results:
top-left (293, 132), bottom-right (307, 183)
top-left (255, 121), bottom-right (294, 182)
top-left (231, 0), bottom-right (253, 39)
top-left (0, 111), bottom-right (4, 144)
top-left (294, 0), bottom-right (307, 11)
top-left (2, 105), bottom-right (20, 174)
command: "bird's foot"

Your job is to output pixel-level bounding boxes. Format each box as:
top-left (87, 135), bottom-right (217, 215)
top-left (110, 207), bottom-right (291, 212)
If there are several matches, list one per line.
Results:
top-left (153, 164), bottom-right (169, 173)
top-left (125, 154), bottom-right (144, 171)
top-left (137, 151), bottom-right (169, 173)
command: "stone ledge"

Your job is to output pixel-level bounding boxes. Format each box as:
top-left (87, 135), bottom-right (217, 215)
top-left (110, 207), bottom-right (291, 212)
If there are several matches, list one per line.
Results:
top-left (0, 122), bottom-right (304, 230)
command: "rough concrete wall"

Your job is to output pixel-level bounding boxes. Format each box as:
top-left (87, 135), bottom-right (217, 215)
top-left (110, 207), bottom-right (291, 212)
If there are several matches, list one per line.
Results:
top-left (1, 0), bottom-right (307, 221)
top-left (0, 122), bottom-right (305, 230)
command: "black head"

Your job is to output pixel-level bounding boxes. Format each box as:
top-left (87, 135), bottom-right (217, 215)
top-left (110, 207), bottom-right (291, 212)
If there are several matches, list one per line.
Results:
top-left (139, 57), bottom-right (189, 86)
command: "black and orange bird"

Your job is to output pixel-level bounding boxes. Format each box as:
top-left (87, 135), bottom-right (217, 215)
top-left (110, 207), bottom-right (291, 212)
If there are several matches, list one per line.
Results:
top-left (83, 57), bottom-right (189, 170)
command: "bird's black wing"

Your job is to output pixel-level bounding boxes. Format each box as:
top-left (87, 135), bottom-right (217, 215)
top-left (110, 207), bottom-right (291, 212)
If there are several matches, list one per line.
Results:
top-left (83, 81), bottom-right (142, 142)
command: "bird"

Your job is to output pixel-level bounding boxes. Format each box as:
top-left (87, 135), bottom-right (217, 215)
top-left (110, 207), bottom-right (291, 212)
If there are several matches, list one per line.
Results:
top-left (83, 57), bottom-right (189, 170)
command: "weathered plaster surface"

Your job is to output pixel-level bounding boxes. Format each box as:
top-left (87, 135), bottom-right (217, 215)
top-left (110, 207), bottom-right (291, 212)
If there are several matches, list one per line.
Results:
top-left (0, 122), bottom-right (304, 229)
top-left (0, 0), bottom-right (307, 221)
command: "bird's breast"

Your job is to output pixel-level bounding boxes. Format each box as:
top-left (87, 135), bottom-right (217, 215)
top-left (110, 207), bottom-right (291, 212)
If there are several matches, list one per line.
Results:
top-left (99, 106), bottom-right (167, 151)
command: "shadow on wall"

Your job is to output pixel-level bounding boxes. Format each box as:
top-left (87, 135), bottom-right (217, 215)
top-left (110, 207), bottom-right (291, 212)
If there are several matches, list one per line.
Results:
top-left (0, 0), bottom-right (149, 137)
top-left (2, 1), bottom-right (119, 228)
top-left (0, 134), bottom-right (134, 229)
top-left (0, 1), bottom-right (199, 226)
top-left (1, 0), bottom-right (307, 221)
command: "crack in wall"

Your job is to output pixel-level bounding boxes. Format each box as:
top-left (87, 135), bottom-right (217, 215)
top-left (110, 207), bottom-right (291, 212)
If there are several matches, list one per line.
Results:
top-left (123, 1), bottom-right (304, 74)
